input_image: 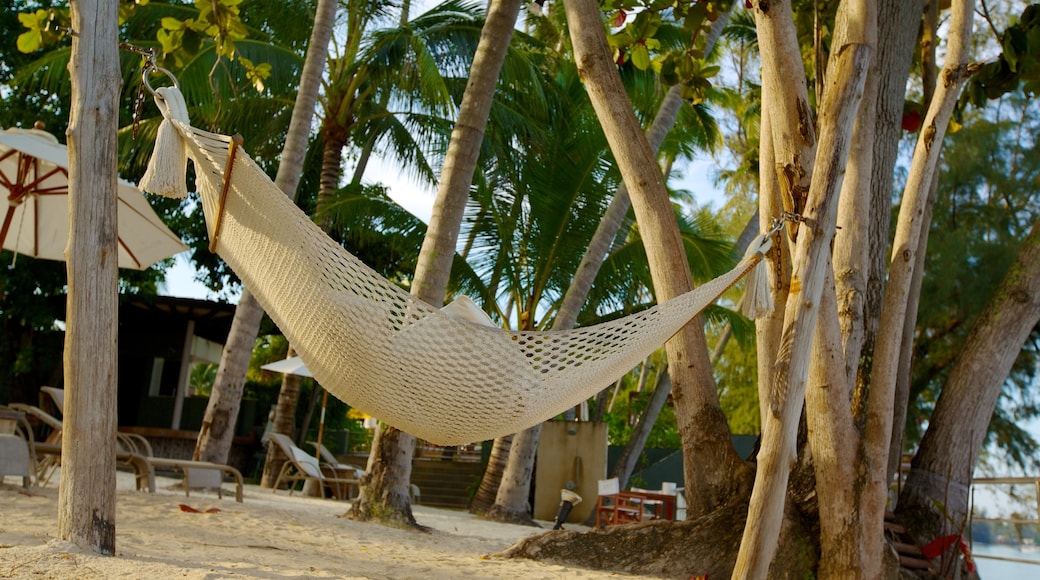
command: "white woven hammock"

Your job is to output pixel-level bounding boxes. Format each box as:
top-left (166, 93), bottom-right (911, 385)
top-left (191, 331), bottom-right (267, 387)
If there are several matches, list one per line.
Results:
top-left (142, 86), bottom-right (770, 445)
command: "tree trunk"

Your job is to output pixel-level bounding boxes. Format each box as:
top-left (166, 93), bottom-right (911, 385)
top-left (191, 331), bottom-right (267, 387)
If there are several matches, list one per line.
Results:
top-left (854, 0), bottom-right (926, 423)
top-left (565, 0), bottom-right (749, 523)
top-left (495, 8), bottom-right (735, 524)
top-left (485, 424), bottom-right (541, 526)
top-left (615, 369), bottom-right (671, 488)
top-left (734, 39), bottom-right (872, 580)
top-left (197, 0), bottom-right (337, 465)
top-left (260, 346), bottom-right (302, 488)
top-left (898, 216), bottom-right (1040, 544)
top-left (887, 0), bottom-right (939, 486)
top-left (195, 289), bottom-right (263, 463)
top-left (469, 434), bottom-right (512, 514)
top-left (350, 425), bottom-right (421, 527)
top-left (352, 0), bottom-right (522, 526)
top-left (863, 0), bottom-right (975, 567)
top-left (59, 0), bottom-right (120, 555)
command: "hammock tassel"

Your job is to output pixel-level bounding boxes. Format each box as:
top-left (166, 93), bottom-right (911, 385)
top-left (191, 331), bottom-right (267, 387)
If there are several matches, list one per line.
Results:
top-left (140, 86), bottom-right (190, 199)
top-left (739, 232), bottom-right (775, 320)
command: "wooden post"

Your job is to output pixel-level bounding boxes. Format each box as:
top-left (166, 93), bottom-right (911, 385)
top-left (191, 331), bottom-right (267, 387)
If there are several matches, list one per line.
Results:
top-left (60, 0), bottom-right (121, 555)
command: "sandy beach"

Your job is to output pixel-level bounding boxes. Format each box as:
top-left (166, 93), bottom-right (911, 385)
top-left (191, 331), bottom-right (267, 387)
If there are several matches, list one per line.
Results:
top-left (0, 470), bottom-right (657, 579)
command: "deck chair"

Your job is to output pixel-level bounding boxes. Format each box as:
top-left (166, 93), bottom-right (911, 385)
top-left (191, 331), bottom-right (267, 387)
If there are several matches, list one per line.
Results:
top-left (10, 396), bottom-right (242, 500)
top-left (269, 433), bottom-right (358, 499)
top-left (308, 440), bottom-right (364, 499)
top-left (0, 406), bottom-right (38, 489)
top-left (116, 432), bottom-right (244, 502)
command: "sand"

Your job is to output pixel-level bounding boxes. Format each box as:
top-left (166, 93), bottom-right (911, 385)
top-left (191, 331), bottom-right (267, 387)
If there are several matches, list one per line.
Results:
top-left (0, 471), bottom-right (655, 579)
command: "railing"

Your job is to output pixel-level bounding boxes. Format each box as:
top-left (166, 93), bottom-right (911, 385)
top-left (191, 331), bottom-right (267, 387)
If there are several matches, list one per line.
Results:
top-left (970, 476), bottom-right (1040, 567)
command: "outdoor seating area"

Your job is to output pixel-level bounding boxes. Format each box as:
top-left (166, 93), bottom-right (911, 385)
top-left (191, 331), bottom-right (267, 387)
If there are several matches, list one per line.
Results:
top-left (594, 477), bottom-right (681, 527)
top-left (8, 388), bottom-right (244, 502)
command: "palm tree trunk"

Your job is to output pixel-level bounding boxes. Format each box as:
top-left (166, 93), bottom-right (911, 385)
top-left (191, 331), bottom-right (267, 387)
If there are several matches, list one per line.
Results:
top-left (200, 0), bottom-right (337, 470)
top-left (353, 0), bottom-right (522, 527)
top-left (60, 0), bottom-right (120, 554)
top-left (565, 0), bottom-right (749, 523)
top-left (492, 3), bottom-right (737, 526)
top-left (469, 434), bottom-right (512, 514)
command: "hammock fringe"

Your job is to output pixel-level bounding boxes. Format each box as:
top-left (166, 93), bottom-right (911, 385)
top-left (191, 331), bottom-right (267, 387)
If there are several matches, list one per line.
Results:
top-left (140, 87), bottom-right (190, 199)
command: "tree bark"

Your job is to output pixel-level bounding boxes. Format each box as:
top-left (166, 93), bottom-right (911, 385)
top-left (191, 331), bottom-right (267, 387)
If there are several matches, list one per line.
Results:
top-left (887, 0), bottom-right (939, 486)
top-left (59, 0), bottom-right (120, 555)
top-left (614, 369), bottom-right (671, 488)
top-left (260, 345), bottom-right (302, 488)
top-left (734, 40), bottom-right (872, 580)
top-left (864, 0), bottom-right (975, 564)
top-left (485, 424), bottom-right (541, 526)
top-left (197, 0), bottom-right (337, 465)
top-left (854, 0), bottom-right (926, 424)
top-left (469, 434), bottom-right (512, 514)
top-left (898, 216), bottom-right (1040, 543)
top-left (353, 0), bottom-right (522, 526)
top-left (565, 0), bottom-right (749, 523)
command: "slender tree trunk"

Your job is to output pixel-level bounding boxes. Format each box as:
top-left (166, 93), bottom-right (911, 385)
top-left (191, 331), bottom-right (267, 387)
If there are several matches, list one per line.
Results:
top-left (898, 216), bottom-right (1040, 544)
top-left (734, 39), bottom-right (872, 580)
top-left (888, 0), bottom-right (939, 486)
top-left (495, 7), bottom-right (734, 521)
top-left (60, 0), bottom-right (120, 554)
top-left (260, 345), bottom-right (302, 488)
top-left (353, 0), bottom-right (522, 527)
top-left (566, 0), bottom-right (750, 523)
top-left (863, 0), bottom-right (975, 566)
top-left (614, 369), bottom-right (671, 488)
top-left (485, 424), bottom-right (541, 526)
top-left (469, 434), bottom-right (512, 514)
top-left (197, 0), bottom-right (337, 465)
top-left (852, 0), bottom-right (924, 422)
top-left (801, 4), bottom-right (878, 578)
top-left (195, 290), bottom-right (263, 462)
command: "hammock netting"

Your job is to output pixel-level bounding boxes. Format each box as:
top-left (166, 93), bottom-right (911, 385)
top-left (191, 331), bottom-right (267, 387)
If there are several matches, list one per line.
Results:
top-left (143, 87), bottom-right (766, 445)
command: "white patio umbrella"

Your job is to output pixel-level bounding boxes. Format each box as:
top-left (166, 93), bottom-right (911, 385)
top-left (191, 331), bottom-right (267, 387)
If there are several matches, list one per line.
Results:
top-left (260, 356), bottom-right (313, 377)
top-left (0, 126), bottom-right (187, 269)
top-left (261, 355), bottom-right (339, 460)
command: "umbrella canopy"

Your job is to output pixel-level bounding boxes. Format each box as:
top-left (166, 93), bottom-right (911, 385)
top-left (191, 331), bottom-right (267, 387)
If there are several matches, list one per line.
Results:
top-left (260, 356), bottom-right (313, 377)
top-left (0, 127), bottom-right (187, 270)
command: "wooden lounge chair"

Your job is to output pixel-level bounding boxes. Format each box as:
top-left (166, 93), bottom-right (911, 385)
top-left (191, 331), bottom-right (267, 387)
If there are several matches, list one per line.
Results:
top-left (269, 433), bottom-right (358, 499)
top-left (11, 395), bottom-right (243, 501)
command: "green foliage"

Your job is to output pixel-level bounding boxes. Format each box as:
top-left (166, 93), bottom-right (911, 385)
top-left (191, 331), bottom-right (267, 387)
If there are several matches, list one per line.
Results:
top-left (604, 1), bottom-right (735, 103)
top-left (962, 4), bottom-right (1040, 107)
top-left (907, 94), bottom-right (1040, 468)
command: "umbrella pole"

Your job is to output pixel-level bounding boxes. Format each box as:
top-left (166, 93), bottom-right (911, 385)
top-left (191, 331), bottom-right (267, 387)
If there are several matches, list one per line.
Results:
top-left (316, 389), bottom-right (329, 455)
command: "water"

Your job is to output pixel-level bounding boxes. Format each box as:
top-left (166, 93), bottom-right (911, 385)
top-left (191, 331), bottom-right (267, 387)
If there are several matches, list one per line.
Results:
top-left (972, 543), bottom-right (1040, 578)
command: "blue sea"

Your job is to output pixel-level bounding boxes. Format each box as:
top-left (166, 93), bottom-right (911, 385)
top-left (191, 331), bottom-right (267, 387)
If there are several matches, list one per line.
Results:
top-left (972, 543), bottom-right (1040, 578)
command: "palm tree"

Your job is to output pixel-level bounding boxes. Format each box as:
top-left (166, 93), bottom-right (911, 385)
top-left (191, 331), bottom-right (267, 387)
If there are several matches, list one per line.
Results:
top-left (348, 0), bottom-right (528, 528)
top-left (194, 0), bottom-right (338, 467)
top-left (481, 3), bottom-right (737, 523)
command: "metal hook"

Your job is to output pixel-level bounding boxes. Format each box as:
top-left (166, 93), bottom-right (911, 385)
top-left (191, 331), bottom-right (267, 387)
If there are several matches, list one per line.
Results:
top-left (142, 63), bottom-right (179, 99)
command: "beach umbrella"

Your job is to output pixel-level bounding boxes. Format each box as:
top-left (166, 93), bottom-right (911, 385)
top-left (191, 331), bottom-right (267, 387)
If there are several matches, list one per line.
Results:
top-left (261, 355), bottom-right (334, 459)
top-left (0, 126), bottom-right (187, 269)
top-left (260, 356), bottom-right (313, 377)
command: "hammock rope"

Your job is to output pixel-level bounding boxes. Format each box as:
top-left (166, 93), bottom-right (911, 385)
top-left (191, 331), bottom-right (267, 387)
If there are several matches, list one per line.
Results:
top-left (141, 85), bottom-right (775, 445)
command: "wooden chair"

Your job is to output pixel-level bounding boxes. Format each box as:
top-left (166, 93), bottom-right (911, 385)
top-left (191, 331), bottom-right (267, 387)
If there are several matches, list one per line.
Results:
top-left (269, 433), bottom-right (359, 499)
top-left (595, 477), bottom-right (648, 526)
